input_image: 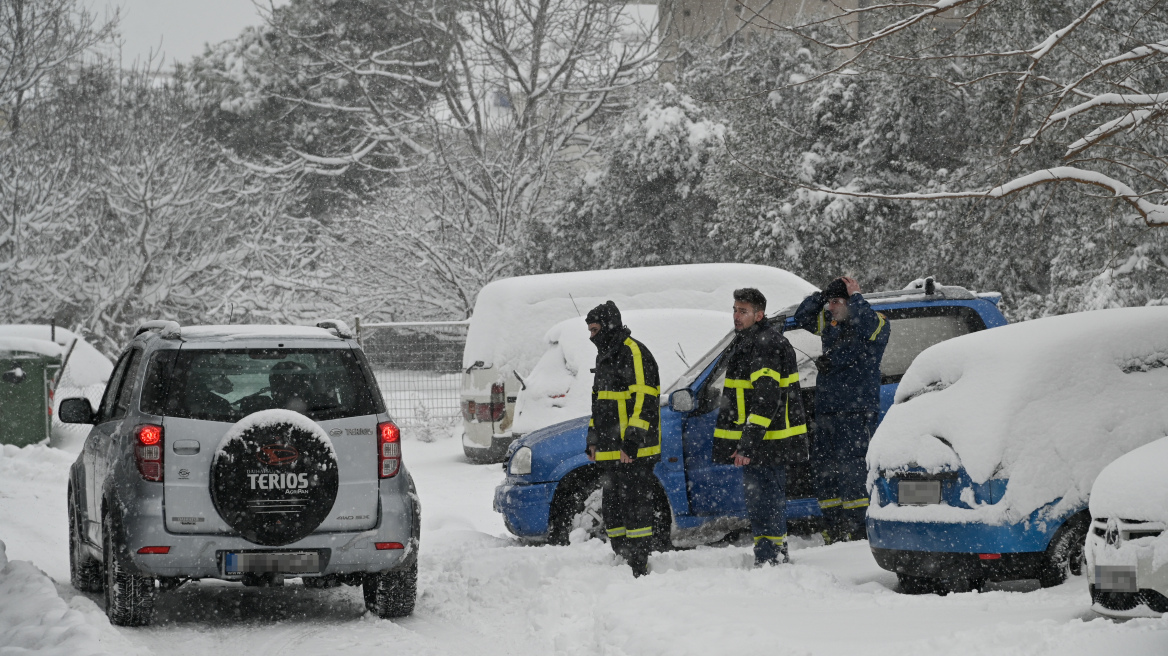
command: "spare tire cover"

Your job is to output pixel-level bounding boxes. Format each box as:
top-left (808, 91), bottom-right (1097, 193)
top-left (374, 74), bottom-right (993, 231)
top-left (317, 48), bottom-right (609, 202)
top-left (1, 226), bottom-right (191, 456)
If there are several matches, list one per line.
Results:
top-left (211, 409), bottom-right (339, 546)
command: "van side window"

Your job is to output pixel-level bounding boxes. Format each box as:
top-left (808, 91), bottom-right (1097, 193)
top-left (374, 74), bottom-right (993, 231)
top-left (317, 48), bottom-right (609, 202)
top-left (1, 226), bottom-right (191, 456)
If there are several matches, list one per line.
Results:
top-left (110, 349), bottom-right (143, 420)
top-left (97, 351), bottom-right (133, 423)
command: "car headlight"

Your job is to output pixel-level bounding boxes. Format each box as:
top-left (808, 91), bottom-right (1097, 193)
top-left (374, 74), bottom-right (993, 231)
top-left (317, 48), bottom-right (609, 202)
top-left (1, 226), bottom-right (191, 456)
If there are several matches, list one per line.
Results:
top-left (510, 446), bottom-right (532, 476)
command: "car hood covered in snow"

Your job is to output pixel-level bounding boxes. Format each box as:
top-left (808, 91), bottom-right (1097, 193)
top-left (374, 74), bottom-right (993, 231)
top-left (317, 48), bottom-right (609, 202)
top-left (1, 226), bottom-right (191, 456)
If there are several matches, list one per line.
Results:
top-left (511, 309), bottom-right (731, 434)
top-left (868, 307), bottom-right (1168, 523)
top-left (1090, 435), bottom-right (1168, 523)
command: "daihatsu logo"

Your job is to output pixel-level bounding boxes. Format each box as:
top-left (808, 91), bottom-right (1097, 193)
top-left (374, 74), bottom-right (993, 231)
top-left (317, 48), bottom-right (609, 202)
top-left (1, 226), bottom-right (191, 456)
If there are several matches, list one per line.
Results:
top-left (257, 444), bottom-right (299, 466)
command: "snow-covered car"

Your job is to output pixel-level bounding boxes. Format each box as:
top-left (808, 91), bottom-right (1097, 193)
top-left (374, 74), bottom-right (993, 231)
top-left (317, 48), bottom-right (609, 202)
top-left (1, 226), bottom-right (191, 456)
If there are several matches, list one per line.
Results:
top-left (510, 309), bottom-right (732, 436)
top-left (868, 307), bottom-right (1168, 594)
top-left (58, 320), bottom-right (420, 626)
top-left (460, 263), bottom-right (817, 463)
top-left (1087, 436), bottom-right (1168, 617)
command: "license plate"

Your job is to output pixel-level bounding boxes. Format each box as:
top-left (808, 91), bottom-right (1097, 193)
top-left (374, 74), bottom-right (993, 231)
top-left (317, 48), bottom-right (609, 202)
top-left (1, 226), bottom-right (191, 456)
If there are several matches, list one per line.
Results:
top-left (899, 480), bottom-right (941, 505)
top-left (223, 551), bottom-right (321, 575)
top-left (1096, 565), bottom-right (1138, 593)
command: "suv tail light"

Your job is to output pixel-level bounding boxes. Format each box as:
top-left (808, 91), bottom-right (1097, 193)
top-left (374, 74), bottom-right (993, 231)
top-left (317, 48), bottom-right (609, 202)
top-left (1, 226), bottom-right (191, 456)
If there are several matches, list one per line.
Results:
top-left (135, 424), bottom-right (164, 481)
top-left (378, 421), bottom-right (401, 478)
top-left (462, 399), bottom-right (476, 421)
top-left (490, 383), bottom-right (506, 421)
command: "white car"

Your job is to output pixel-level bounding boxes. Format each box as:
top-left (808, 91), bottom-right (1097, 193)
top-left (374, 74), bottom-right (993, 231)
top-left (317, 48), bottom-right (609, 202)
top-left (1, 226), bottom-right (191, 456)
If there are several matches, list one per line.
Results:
top-left (459, 263), bottom-right (816, 462)
top-left (1087, 435), bottom-right (1168, 617)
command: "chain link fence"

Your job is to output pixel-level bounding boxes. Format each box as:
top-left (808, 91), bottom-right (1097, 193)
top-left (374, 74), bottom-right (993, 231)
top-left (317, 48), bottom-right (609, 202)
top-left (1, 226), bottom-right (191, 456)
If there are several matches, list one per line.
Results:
top-left (359, 320), bottom-right (469, 441)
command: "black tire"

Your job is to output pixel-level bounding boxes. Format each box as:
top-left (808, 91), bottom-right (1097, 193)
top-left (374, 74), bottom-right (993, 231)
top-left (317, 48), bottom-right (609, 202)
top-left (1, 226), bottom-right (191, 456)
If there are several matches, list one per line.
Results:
top-left (68, 488), bottom-right (103, 593)
top-left (302, 576), bottom-right (339, 589)
top-left (103, 513), bottom-right (156, 627)
top-left (1038, 512), bottom-right (1089, 588)
top-left (211, 415), bottom-right (340, 546)
top-left (363, 562), bottom-right (417, 619)
top-left (547, 473), bottom-right (604, 546)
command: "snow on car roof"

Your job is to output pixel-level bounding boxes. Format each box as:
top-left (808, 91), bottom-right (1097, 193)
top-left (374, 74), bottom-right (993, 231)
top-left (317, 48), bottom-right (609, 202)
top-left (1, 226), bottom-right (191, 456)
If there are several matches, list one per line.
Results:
top-left (179, 325), bottom-right (343, 341)
top-left (0, 325), bottom-right (112, 387)
top-left (0, 336), bottom-right (64, 358)
top-left (510, 309), bottom-right (733, 434)
top-left (1090, 436), bottom-right (1168, 522)
top-left (463, 263), bottom-right (816, 376)
top-left (868, 306), bottom-right (1168, 523)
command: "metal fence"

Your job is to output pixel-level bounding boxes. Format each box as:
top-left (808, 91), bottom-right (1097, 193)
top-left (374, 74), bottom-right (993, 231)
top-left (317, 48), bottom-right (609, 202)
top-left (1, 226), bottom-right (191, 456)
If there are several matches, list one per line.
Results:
top-left (359, 320), bottom-right (469, 441)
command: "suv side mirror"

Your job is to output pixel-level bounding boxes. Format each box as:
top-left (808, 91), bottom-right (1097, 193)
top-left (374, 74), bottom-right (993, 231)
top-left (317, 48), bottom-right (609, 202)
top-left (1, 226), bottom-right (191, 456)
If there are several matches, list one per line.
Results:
top-left (59, 398), bottom-right (95, 424)
top-left (670, 389), bottom-right (695, 413)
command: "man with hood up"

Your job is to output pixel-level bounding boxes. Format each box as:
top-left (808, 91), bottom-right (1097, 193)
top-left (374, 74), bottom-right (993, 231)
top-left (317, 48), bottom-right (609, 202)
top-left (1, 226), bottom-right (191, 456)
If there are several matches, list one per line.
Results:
top-left (584, 301), bottom-right (662, 577)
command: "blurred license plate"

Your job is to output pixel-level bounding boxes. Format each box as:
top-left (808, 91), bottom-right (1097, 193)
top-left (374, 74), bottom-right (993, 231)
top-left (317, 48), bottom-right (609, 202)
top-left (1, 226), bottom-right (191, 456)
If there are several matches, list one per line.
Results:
top-left (223, 551), bottom-right (320, 575)
top-left (899, 480), bottom-right (941, 505)
top-left (1096, 565), bottom-right (1138, 593)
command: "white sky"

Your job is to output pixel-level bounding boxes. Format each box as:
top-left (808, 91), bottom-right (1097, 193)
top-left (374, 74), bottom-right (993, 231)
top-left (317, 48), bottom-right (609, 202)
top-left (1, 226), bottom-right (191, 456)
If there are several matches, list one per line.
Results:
top-left (92, 0), bottom-right (289, 68)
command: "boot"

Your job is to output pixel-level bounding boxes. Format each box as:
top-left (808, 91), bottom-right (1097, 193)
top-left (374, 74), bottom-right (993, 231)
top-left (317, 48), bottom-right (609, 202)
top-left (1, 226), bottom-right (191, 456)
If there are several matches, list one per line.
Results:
top-left (628, 551), bottom-right (650, 578)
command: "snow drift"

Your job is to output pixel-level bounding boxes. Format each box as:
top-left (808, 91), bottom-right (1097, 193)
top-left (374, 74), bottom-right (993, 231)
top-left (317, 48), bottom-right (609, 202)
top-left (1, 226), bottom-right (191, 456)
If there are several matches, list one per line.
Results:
top-left (511, 309), bottom-right (732, 434)
top-left (868, 307), bottom-right (1168, 523)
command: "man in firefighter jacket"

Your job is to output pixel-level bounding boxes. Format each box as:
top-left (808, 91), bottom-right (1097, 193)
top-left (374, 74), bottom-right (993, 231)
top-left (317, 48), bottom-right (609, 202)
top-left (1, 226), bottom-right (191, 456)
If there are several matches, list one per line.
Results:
top-left (791, 277), bottom-right (890, 542)
top-left (713, 288), bottom-right (809, 566)
top-left (584, 301), bottom-right (662, 577)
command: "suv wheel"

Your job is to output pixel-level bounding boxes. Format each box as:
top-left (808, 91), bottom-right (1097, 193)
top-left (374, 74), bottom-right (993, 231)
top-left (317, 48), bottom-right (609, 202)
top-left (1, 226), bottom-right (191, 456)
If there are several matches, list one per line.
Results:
top-left (548, 475), bottom-right (605, 546)
top-left (103, 513), bottom-right (156, 626)
top-left (1038, 513), bottom-right (1089, 588)
top-left (363, 562), bottom-right (417, 619)
top-left (68, 488), bottom-right (103, 593)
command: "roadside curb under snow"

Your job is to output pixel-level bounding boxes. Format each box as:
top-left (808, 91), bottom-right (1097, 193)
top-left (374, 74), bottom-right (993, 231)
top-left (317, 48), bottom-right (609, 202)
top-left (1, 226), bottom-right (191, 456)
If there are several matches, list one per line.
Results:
top-left (0, 540), bottom-right (146, 656)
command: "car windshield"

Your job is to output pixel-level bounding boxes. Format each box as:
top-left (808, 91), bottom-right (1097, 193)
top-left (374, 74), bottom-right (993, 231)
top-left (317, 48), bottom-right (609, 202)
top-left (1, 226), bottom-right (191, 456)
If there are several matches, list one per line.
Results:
top-left (141, 348), bottom-right (383, 422)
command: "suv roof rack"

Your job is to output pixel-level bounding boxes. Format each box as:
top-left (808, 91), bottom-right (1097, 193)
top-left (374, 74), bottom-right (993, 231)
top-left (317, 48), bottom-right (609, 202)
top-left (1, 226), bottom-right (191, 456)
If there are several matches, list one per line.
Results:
top-left (772, 278), bottom-right (985, 319)
top-left (316, 319), bottom-right (353, 339)
top-left (135, 320), bottom-right (181, 339)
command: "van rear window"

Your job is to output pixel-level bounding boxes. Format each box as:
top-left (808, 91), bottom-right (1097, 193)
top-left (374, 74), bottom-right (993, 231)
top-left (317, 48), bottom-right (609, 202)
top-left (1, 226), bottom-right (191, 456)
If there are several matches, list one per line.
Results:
top-left (879, 307), bottom-right (986, 381)
top-left (140, 348), bottom-right (384, 422)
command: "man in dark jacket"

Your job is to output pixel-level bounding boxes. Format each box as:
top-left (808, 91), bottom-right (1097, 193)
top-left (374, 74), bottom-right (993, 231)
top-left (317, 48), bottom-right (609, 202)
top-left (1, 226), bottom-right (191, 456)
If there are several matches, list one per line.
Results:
top-left (584, 301), bottom-right (662, 577)
top-left (791, 277), bottom-right (890, 542)
top-left (713, 288), bottom-right (809, 565)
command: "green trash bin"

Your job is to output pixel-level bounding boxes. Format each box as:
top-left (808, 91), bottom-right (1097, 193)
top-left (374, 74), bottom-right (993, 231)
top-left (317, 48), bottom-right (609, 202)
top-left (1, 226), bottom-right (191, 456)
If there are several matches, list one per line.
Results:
top-left (0, 339), bottom-right (62, 447)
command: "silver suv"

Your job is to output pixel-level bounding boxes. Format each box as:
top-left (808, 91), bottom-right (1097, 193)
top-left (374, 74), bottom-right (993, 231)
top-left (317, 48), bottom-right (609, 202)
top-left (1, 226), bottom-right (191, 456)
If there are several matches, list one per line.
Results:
top-left (59, 320), bottom-right (419, 626)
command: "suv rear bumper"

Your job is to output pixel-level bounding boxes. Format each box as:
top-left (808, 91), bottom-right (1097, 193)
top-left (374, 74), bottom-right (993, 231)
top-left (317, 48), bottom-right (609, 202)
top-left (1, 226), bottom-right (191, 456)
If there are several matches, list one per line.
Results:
top-left (119, 472), bottom-right (418, 579)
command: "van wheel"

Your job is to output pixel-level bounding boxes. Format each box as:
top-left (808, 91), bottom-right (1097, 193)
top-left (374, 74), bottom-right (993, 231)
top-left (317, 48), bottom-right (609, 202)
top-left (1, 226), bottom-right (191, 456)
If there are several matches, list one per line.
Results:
top-left (1038, 512), bottom-right (1089, 588)
top-left (548, 474), bottom-right (605, 546)
top-left (68, 489), bottom-right (103, 593)
top-left (103, 513), bottom-right (156, 626)
top-left (363, 562), bottom-right (417, 619)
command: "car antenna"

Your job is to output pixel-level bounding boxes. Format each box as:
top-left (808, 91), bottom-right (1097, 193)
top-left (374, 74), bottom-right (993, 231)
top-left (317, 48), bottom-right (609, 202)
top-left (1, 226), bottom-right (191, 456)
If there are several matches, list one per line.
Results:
top-left (568, 293), bottom-right (581, 316)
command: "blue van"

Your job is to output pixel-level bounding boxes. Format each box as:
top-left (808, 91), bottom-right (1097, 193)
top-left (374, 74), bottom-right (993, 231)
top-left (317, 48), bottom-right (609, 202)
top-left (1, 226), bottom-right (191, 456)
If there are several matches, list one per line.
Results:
top-left (493, 283), bottom-right (1008, 553)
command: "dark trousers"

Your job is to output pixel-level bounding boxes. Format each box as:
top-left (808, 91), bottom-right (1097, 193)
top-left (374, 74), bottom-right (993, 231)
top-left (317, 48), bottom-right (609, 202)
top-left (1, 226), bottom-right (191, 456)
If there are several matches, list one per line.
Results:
top-left (743, 463), bottom-right (787, 563)
top-left (813, 411), bottom-right (878, 537)
top-left (601, 462), bottom-right (658, 560)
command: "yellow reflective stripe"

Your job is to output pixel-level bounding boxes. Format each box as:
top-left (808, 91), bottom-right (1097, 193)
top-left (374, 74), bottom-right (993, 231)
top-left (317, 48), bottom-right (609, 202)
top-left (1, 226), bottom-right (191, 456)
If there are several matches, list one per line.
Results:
top-left (819, 498), bottom-right (842, 509)
top-left (628, 417), bottom-right (650, 430)
top-left (753, 535), bottom-right (786, 544)
top-left (780, 373), bottom-right (799, 387)
top-left (816, 310), bottom-right (825, 336)
top-left (607, 527), bottom-right (627, 537)
top-left (713, 428), bottom-right (742, 439)
top-left (749, 368), bottom-right (783, 384)
top-left (870, 313), bottom-right (887, 341)
top-left (763, 423), bottom-right (807, 440)
top-left (597, 390), bottom-right (631, 400)
top-left (624, 338), bottom-right (652, 438)
top-left (723, 379), bottom-right (753, 388)
top-left (626, 338), bottom-right (646, 388)
top-left (629, 384), bottom-right (659, 396)
top-left (626, 526), bottom-right (653, 539)
top-left (747, 414), bottom-right (772, 428)
top-left (636, 444), bottom-right (661, 458)
top-left (842, 498), bottom-right (870, 509)
top-left (588, 418), bottom-right (594, 427)
top-left (595, 450), bottom-right (622, 461)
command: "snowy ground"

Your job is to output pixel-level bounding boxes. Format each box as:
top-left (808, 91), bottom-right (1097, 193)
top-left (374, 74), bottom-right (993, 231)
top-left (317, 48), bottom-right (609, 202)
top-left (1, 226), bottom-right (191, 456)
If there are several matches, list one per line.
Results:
top-left (3, 437), bottom-right (1168, 655)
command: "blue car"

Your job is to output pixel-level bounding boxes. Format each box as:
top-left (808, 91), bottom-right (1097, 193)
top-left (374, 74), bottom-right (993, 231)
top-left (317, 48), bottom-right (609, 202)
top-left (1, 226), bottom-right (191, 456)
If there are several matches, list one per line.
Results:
top-left (494, 283), bottom-right (1008, 551)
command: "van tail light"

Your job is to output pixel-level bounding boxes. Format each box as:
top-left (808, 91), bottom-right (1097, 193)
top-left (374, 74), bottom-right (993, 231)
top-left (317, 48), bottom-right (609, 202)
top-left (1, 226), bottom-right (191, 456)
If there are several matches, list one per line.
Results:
top-left (135, 424), bottom-right (164, 482)
top-left (137, 546), bottom-right (171, 554)
top-left (490, 383), bottom-right (506, 421)
top-left (462, 399), bottom-right (476, 421)
top-left (375, 542), bottom-right (404, 550)
top-left (378, 421), bottom-right (401, 478)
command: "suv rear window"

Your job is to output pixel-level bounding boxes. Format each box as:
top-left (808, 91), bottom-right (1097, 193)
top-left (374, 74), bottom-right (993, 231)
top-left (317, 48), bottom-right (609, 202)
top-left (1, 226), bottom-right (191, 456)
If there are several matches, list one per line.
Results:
top-left (879, 306), bottom-right (986, 382)
top-left (141, 348), bottom-right (384, 422)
